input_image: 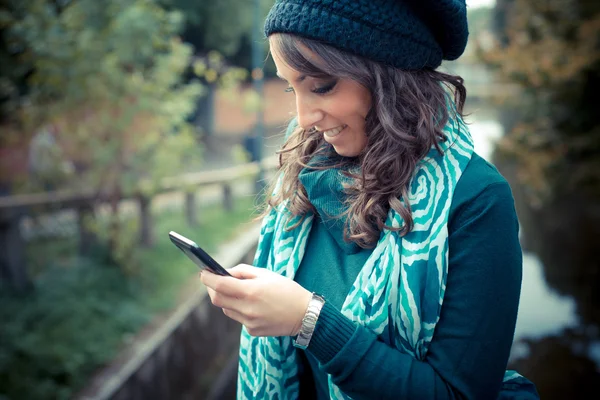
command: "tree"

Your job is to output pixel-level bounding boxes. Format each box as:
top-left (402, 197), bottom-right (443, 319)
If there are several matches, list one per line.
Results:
top-left (0, 0), bottom-right (203, 263)
top-left (159, 0), bottom-right (275, 61)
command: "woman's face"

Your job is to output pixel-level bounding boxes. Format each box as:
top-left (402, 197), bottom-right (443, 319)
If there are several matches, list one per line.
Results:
top-left (269, 35), bottom-right (372, 157)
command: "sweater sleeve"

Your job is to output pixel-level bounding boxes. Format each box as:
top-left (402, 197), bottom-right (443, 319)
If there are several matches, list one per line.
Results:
top-left (305, 181), bottom-right (523, 400)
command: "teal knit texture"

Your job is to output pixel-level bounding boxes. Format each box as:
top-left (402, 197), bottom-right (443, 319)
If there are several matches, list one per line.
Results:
top-left (264, 0), bottom-right (469, 69)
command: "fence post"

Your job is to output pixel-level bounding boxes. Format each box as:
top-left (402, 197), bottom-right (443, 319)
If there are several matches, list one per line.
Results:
top-left (77, 203), bottom-right (97, 256)
top-left (138, 196), bottom-right (154, 247)
top-left (222, 183), bottom-right (233, 212)
top-left (185, 191), bottom-right (199, 227)
top-left (0, 210), bottom-right (31, 292)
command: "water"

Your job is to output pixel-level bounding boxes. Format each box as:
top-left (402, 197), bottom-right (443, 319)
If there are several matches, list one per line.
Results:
top-left (468, 102), bottom-right (600, 397)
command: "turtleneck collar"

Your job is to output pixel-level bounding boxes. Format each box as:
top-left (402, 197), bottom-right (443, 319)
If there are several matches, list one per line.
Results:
top-left (297, 146), bottom-right (362, 254)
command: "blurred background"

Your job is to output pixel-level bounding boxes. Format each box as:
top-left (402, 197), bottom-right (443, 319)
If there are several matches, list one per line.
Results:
top-left (0, 0), bottom-right (598, 399)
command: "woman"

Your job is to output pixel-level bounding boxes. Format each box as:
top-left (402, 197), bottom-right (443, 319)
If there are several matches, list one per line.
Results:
top-left (201, 0), bottom-right (539, 398)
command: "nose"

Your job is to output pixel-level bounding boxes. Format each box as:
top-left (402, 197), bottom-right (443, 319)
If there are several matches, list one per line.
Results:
top-left (295, 94), bottom-right (324, 131)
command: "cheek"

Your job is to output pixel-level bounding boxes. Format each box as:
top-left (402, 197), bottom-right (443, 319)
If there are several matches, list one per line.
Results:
top-left (352, 101), bottom-right (369, 134)
top-left (331, 84), bottom-right (371, 120)
top-left (348, 90), bottom-right (371, 127)
top-left (354, 129), bottom-right (368, 151)
top-left (352, 93), bottom-right (370, 151)
top-left (337, 101), bottom-right (368, 127)
top-left (359, 91), bottom-right (372, 119)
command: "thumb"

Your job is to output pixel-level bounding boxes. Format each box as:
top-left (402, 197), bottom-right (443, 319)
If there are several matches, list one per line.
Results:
top-left (228, 264), bottom-right (263, 279)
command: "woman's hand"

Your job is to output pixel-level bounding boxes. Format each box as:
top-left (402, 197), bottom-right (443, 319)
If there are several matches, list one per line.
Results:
top-left (200, 264), bottom-right (312, 337)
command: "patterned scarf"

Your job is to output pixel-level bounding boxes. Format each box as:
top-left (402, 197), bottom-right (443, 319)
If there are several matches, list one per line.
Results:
top-left (236, 113), bottom-right (537, 399)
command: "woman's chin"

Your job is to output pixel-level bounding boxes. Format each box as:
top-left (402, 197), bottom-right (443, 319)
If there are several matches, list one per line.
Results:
top-left (325, 128), bottom-right (367, 157)
top-left (332, 145), bottom-right (361, 158)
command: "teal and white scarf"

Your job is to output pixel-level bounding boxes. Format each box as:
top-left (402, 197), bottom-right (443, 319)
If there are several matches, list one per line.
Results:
top-left (237, 114), bottom-right (536, 399)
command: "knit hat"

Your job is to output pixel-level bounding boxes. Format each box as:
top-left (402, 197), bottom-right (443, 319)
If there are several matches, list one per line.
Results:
top-left (264, 0), bottom-right (469, 70)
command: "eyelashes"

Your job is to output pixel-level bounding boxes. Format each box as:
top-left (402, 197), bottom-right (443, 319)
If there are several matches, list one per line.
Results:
top-left (313, 80), bottom-right (337, 94)
top-left (284, 80), bottom-right (337, 95)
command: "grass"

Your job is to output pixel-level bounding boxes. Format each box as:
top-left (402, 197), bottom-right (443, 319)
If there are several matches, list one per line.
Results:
top-left (0, 194), bottom-right (259, 400)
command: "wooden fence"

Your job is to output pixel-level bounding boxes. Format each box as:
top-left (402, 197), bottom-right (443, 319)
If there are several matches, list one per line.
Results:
top-left (0, 156), bottom-right (278, 292)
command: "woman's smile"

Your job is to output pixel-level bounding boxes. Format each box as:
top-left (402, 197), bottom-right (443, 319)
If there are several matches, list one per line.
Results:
top-left (320, 124), bottom-right (347, 138)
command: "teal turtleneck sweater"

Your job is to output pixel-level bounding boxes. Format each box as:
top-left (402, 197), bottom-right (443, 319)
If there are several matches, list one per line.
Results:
top-left (293, 151), bottom-right (523, 399)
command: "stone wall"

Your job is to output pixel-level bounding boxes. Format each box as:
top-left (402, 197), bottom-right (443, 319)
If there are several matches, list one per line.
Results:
top-left (75, 224), bottom-right (260, 400)
top-left (111, 297), bottom-right (242, 400)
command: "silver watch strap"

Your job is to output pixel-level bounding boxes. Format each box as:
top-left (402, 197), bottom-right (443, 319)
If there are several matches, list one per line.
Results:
top-left (293, 293), bottom-right (325, 350)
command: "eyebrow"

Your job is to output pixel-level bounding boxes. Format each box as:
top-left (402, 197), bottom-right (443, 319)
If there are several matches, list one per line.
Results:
top-left (276, 72), bottom-right (306, 84)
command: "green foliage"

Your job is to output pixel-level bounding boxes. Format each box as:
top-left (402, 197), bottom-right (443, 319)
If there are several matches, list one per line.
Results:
top-left (193, 50), bottom-right (249, 90)
top-left (1, 0), bottom-right (209, 265)
top-left (0, 195), bottom-right (258, 400)
top-left (1, 0), bottom-right (204, 189)
top-left (0, 259), bottom-right (151, 400)
top-left (163, 0), bottom-right (252, 56)
top-left (160, 0), bottom-right (274, 61)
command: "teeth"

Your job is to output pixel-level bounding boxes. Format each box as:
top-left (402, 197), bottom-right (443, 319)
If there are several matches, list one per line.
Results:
top-left (323, 125), bottom-right (346, 137)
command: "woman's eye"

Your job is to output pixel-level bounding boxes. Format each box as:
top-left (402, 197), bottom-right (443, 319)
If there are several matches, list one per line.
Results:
top-left (283, 80), bottom-right (337, 95)
top-left (312, 81), bottom-right (337, 94)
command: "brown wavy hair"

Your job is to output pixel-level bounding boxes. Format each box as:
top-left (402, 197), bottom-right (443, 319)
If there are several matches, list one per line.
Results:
top-left (264, 33), bottom-right (467, 248)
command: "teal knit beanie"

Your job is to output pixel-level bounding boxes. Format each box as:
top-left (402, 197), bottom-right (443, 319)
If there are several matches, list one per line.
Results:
top-left (264, 0), bottom-right (469, 70)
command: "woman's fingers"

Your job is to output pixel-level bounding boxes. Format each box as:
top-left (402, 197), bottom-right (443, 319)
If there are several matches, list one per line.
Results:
top-left (228, 264), bottom-right (262, 279)
top-left (222, 308), bottom-right (264, 336)
top-left (222, 308), bottom-right (245, 325)
top-left (202, 271), bottom-right (253, 312)
top-left (201, 270), bottom-right (247, 297)
top-left (206, 286), bottom-right (216, 298)
top-left (207, 288), bottom-right (243, 310)
top-left (200, 264), bottom-right (313, 337)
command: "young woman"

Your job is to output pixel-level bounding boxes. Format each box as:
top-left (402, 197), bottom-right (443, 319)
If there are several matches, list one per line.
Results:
top-left (201, 0), bottom-right (539, 398)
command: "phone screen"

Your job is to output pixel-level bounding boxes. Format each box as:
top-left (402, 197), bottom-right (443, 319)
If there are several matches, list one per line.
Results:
top-left (169, 231), bottom-right (232, 276)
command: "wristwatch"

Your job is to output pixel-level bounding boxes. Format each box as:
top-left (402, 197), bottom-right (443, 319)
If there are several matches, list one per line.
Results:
top-left (293, 293), bottom-right (326, 350)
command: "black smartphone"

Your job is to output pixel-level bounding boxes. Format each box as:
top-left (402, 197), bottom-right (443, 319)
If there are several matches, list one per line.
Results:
top-left (168, 231), bottom-right (232, 277)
